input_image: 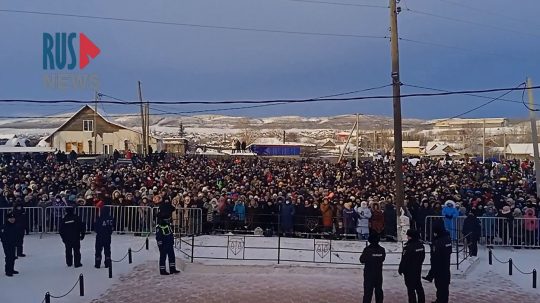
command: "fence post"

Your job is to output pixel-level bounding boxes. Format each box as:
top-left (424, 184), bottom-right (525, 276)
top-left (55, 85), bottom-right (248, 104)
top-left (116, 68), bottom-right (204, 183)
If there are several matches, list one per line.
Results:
top-left (128, 248), bottom-right (132, 264)
top-left (145, 237), bottom-right (149, 250)
top-left (45, 292), bottom-right (50, 303)
top-left (456, 240), bottom-right (459, 270)
top-left (109, 262), bottom-right (113, 278)
top-left (277, 236), bottom-right (281, 264)
top-left (79, 274), bottom-right (84, 296)
top-left (533, 269), bottom-right (537, 289)
top-left (191, 234), bottom-right (195, 263)
top-left (488, 249), bottom-right (492, 265)
top-left (509, 258), bottom-right (513, 276)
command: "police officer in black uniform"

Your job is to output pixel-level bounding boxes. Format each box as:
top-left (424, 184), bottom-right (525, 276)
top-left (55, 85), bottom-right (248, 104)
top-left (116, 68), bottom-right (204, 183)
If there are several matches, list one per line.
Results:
top-left (1, 211), bottom-right (18, 276)
top-left (423, 223), bottom-right (452, 303)
top-left (59, 207), bottom-right (86, 268)
top-left (399, 229), bottom-right (426, 303)
top-left (95, 206), bottom-right (115, 269)
top-left (360, 234), bottom-right (386, 303)
top-left (156, 212), bottom-right (179, 275)
top-left (13, 204), bottom-right (27, 258)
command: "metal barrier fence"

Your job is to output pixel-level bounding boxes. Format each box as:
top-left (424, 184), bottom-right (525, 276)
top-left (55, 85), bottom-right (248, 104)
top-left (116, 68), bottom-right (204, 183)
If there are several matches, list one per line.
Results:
top-left (109, 206), bottom-right (153, 234)
top-left (176, 234), bottom-right (468, 269)
top-left (1, 205), bottom-right (202, 236)
top-left (0, 207), bottom-right (44, 234)
top-left (425, 216), bottom-right (540, 248)
top-left (209, 213), bottom-right (381, 239)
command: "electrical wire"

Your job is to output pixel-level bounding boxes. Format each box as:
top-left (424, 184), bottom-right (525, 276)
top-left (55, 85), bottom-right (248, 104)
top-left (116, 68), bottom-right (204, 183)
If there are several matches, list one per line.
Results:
top-left (1, 85), bottom-right (539, 106)
top-left (404, 7), bottom-right (540, 38)
top-left (399, 37), bottom-right (514, 58)
top-left (279, 0), bottom-right (387, 9)
top-left (437, 0), bottom-right (534, 26)
top-left (403, 83), bottom-right (539, 107)
top-left (429, 82), bottom-right (525, 123)
top-left (103, 83), bottom-right (393, 116)
top-left (0, 9), bottom-right (388, 40)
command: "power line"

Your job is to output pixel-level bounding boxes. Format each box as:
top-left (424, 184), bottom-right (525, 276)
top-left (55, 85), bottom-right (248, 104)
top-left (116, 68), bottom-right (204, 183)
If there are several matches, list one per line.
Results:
top-left (402, 83), bottom-right (539, 107)
top-left (399, 37), bottom-right (516, 58)
top-left (102, 83), bottom-right (393, 116)
top-left (280, 0), bottom-right (387, 9)
top-left (432, 82), bottom-right (526, 123)
top-left (2, 84), bottom-right (539, 105)
top-left (404, 7), bottom-right (540, 38)
top-left (437, 0), bottom-right (533, 26)
top-left (0, 9), bottom-right (388, 40)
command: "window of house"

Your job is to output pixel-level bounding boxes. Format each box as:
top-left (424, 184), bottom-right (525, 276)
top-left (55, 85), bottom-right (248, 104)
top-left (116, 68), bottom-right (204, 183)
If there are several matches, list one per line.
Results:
top-left (104, 144), bottom-right (113, 155)
top-left (83, 120), bottom-right (94, 132)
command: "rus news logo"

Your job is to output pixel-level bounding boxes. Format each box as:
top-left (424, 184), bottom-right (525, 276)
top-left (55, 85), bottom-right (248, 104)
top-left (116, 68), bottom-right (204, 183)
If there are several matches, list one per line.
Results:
top-left (42, 32), bottom-right (101, 90)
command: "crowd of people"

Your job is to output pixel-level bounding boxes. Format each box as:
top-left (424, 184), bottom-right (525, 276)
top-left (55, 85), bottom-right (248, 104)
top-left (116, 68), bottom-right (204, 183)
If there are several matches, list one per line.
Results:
top-left (1, 153), bottom-right (539, 245)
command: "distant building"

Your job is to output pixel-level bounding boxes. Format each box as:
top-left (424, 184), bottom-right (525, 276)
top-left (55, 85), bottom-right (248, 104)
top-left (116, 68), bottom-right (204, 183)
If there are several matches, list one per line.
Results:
top-left (505, 143), bottom-right (540, 160)
top-left (44, 105), bottom-right (159, 155)
top-left (429, 118), bottom-right (508, 129)
top-left (425, 142), bottom-right (460, 158)
top-left (249, 138), bottom-right (316, 156)
top-left (402, 141), bottom-right (422, 156)
top-left (0, 134), bottom-right (28, 147)
top-left (161, 137), bottom-right (188, 155)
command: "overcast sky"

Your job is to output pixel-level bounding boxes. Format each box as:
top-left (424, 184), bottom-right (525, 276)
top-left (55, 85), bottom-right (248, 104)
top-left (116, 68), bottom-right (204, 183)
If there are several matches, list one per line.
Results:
top-left (1, 0), bottom-right (540, 119)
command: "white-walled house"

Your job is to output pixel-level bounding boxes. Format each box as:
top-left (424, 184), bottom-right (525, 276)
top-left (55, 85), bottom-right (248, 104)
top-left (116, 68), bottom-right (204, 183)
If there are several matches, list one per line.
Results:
top-left (44, 105), bottom-right (158, 155)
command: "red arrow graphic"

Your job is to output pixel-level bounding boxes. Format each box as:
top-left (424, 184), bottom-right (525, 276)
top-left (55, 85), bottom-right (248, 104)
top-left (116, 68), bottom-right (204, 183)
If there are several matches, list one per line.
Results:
top-left (79, 33), bottom-right (100, 69)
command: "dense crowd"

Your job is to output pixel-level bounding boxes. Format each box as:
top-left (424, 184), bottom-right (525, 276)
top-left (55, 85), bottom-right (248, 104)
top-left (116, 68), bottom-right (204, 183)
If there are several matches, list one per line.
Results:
top-left (0, 152), bottom-right (539, 243)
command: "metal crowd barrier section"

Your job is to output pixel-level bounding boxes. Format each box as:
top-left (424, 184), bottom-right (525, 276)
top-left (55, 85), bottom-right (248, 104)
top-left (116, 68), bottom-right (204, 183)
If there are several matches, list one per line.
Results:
top-left (1, 207), bottom-right (44, 234)
top-left (108, 205), bottom-right (153, 234)
top-left (45, 206), bottom-right (69, 233)
top-left (425, 215), bottom-right (540, 248)
top-left (172, 208), bottom-right (202, 236)
top-left (479, 217), bottom-right (540, 248)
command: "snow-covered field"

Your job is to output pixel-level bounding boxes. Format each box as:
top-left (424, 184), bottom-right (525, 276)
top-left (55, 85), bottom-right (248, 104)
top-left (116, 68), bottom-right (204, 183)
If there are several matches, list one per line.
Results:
top-left (1, 234), bottom-right (538, 303)
top-left (0, 234), bottom-right (157, 303)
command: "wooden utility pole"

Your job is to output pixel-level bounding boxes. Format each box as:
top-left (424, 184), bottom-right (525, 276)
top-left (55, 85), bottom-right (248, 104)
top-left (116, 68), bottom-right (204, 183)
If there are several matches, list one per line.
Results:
top-left (390, 0), bottom-right (404, 238)
top-left (482, 119), bottom-right (486, 163)
top-left (356, 113), bottom-right (360, 167)
top-left (146, 99), bottom-right (150, 154)
top-left (338, 121), bottom-right (358, 163)
top-left (527, 77), bottom-right (540, 198)
top-left (93, 91), bottom-right (98, 154)
top-left (503, 132), bottom-right (506, 159)
top-left (138, 81), bottom-right (146, 156)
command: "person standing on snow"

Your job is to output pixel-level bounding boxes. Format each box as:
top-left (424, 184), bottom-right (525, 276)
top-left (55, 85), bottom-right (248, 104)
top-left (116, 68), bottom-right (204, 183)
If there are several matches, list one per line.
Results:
top-left (356, 201), bottom-right (372, 240)
top-left (423, 223), bottom-right (452, 303)
top-left (13, 204), bottom-right (27, 258)
top-left (59, 207), bottom-right (86, 268)
top-left (442, 200), bottom-right (459, 240)
top-left (399, 229), bottom-right (426, 303)
top-left (95, 206), bottom-right (115, 268)
top-left (0, 211), bottom-right (19, 277)
top-left (360, 234), bottom-right (386, 303)
top-left (462, 211), bottom-right (481, 257)
top-left (156, 213), bottom-right (179, 275)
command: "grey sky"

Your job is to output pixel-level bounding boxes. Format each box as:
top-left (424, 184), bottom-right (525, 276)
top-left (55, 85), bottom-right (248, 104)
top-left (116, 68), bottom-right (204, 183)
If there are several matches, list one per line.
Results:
top-left (1, 0), bottom-right (539, 119)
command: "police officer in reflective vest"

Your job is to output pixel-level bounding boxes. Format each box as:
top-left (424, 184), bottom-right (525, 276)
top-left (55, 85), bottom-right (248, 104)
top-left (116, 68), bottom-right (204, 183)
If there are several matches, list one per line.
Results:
top-left (156, 213), bottom-right (179, 275)
top-left (423, 223), bottom-right (452, 303)
top-left (360, 234), bottom-right (386, 303)
top-left (399, 229), bottom-right (426, 303)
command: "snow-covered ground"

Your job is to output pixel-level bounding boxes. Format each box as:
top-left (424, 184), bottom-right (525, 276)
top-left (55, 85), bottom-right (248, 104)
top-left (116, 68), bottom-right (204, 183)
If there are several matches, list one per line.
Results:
top-left (1, 234), bottom-right (538, 303)
top-left (0, 234), bottom-right (157, 303)
top-left (478, 247), bottom-right (540, 294)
